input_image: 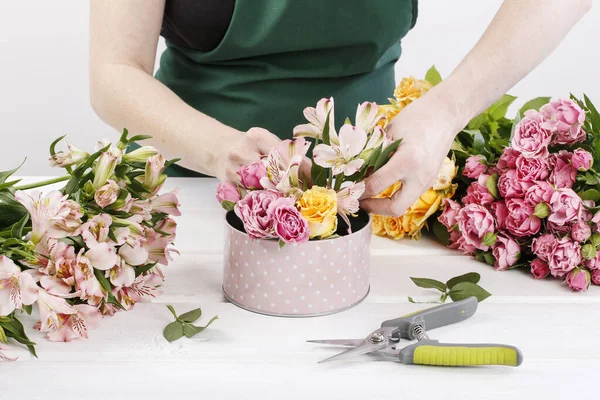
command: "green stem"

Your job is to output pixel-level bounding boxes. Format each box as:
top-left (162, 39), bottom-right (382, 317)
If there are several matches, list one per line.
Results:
top-left (14, 175), bottom-right (70, 191)
top-left (333, 173), bottom-right (344, 191)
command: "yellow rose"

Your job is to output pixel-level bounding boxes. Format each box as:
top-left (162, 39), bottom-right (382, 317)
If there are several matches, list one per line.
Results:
top-left (297, 186), bottom-right (338, 239)
top-left (432, 157), bottom-right (458, 191)
top-left (393, 77), bottom-right (433, 108)
top-left (374, 181), bottom-right (402, 199)
top-left (383, 216), bottom-right (406, 240)
top-left (371, 215), bottom-right (387, 236)
top-left (403, 189), bottom-right (447, 238)
top-left (376, 104), bottom-right (401, 130)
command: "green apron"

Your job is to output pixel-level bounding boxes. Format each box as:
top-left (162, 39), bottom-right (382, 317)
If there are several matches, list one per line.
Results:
top-left (156, 0), bottom-right (418, 177)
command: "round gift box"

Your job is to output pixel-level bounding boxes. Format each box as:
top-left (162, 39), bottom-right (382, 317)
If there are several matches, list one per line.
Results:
top-left (222, 210), bottom-right (371, 317)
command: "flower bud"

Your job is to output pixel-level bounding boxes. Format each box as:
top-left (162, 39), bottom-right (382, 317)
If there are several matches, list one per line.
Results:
top-left (534, 203), bottom-right (549, 219)
top-left (49, 144), bottom-right (89, 168)
top-left (582, 244), bottom-right (597, 260)
top-left (123, 146), bottom-right (159, 163)
top-left (93, 151), bottom-right (119, 189)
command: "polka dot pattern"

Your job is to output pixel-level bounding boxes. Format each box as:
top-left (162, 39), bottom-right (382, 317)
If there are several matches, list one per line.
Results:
top-left (223, 222), bottom-right (371, 316)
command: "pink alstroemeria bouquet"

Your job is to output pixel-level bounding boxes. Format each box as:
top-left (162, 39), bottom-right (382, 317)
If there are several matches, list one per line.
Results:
top-left (438, 95), bottom-right (600, 292)
top-left (0, 130), bottom-right (180, 361)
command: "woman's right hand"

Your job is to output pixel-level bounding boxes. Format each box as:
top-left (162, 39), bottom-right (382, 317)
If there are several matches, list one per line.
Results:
top-left (215, 127), bottom-right (282, 183)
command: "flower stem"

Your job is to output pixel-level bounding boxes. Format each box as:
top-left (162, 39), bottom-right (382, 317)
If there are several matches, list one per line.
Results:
top-left (14, 175), bottom-right (71, 191)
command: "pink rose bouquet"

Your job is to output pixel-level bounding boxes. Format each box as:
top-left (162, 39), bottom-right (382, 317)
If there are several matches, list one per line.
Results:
top-left (439, 94), bottom-right (600, 292)
top-left (0, 130), bottom-right (180, 361)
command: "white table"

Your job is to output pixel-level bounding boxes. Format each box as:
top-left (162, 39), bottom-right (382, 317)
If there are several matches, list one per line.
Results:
top-left (2, 178), bottom-right (599, 400)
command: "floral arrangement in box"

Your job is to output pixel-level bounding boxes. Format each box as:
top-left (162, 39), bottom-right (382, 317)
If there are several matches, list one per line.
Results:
top-left (0, 130), bottom-right (180, 361)
top-left (437, 94), bottom-right (600, 292)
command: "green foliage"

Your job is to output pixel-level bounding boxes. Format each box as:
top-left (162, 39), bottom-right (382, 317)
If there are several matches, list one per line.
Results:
top-left (409, 272), bottom-right (491, 304)
top-left (425, 65), bottom-right (442, 86)
top-left (163, 305), bottom-right (218, 342)
top-left (0, 314), bottom-right (38, 358)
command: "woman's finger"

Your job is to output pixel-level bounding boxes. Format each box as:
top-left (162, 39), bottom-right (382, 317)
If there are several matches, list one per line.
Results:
top-left (360, 177), bottom-right (423, 216)
top-left (247, 127), bottom-right (282, 155)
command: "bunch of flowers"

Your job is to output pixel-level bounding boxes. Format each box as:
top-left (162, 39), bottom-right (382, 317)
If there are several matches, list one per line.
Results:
top-left (372, 68), bottom-right (458, 240)
top-left (216, 99), bottom-right (402, 244)
top-left (439, 95), bottom-right (600, 291)
top-left (0, 130), bottom-right (180, 361)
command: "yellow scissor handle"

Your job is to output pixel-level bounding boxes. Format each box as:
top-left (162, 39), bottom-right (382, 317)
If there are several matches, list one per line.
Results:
top-left (399, 341), bottom-right (523, 367)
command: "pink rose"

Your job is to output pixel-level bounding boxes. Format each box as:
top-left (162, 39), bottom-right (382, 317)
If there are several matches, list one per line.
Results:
top-left (532, 234), bottom-right (556, 261)
top-left (548, 188), bottom-right (582, 226)
top-left (497, 148), bottom-right (520, 170)
top-left (237, 161), bottom-right (267, 190)
top-left (447, 230), bottom-right (462, 250)
top-left (267, 197), bottom-right (309, 244)
top-left (456, 235), bottom-right (477, 255)
top-left (462, 181), bottom-right (495, 207)
top-left (547, 221), bottom-right (574, 236)
top-left (498, 169), bottom-right (533, 199)
top-left (492, 233), bottom-right (521, 271)
top-left (571, 220), bottom-right (592, 243)
top-left (547, 237), bottom-right (581, 278)
top-left (540, 99), bottom-right (586, 144)
top-left (584, 253), bottom-right (600, 271)
top-left (438, 199), bottom-right (462, 229)
top-left (582, 200), bottom-right (594, 222)
top-left (216, 182), bottom-right (241, 203)
top-left (489, 201), bottom-right (508, 230)
top-left (530, 259), bottom-right (551, 279)
top-left (548, 150), bottom-right (577, 189)
top-left (524, 181), bottom-right (555, 206)
top-left (571, 149), bottom-right (593, 171)
top-left (463, 155), bottom-right (487, 178)
top-left (234, 190), bottom-right (282, 239)
top-left (505, 198), bottom-right (541, 237)
top-left (591, 270), bottom-right (600, 286)
top-left (515, 155), bottom-right (549, 182)
top-left (511, 110), bottom-right (552, 158)
top-left (565, 268), bottom-right (590, 292)
top-left (457, 204), bottom-right (496, 251)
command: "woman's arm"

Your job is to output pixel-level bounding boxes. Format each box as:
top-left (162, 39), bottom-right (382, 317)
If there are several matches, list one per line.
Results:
top-left (89, 0), bottom-right (280, 180)
top-left (361, 0), bottom-right (593, 216)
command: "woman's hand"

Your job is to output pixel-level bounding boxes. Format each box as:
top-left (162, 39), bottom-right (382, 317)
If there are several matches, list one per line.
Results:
top-left (214, 127), bottom-right (281, 183)
top-left (360, 89), bottom-right (465, 216)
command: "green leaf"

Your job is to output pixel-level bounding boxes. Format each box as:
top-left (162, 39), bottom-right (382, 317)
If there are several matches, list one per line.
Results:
top-left (310, 162), bottom-right (327, 188)
top-left (584, 94), bottom-right (600, 130)
top-left (322, 111), bottom-right (332, 146)
top-left (431, 219), bottom-right (450, 246)
top-left (582, 243), bottom-right (597, 260)
top-left (119, 129), bottom-right (129, 144)
top-left (584, 172), bottom-right (600, 185)
top-left (579, 189), bottom-right (600, 202)
top-left (61, 235), bottom-right (86, 249)
top-left (94, 268), bottom-right (126, 311)
top-left (409, 277), bottom-right (447, 292)
top-left (135, 262), bottom-right (157, 277)
top-left (425, 65), bottom-right (442, 86)
top-left (22, 305), bottom-right (32, 315)
top-left (449, 282), bottom-right (491, 302)
top-left (0, 326), bottom-right (7, 343)
top-left (0, 159), bottom-right (26, 185)
top-left (486, 173), bottom-right (499, 199)
top-left (221, 200), bottom-right (235, 211)
top-left (166, 304), bottom-right (179, 320)
top-left (128, 135), bottom-right (153, 143)
top-left (461, 130), bottom-right (485, 153)
top-left (510, 111), bottom-right (523, 139)
top-left (178, 308), bottom-right (202, 323)
top-left (163, 158), bottom-right (182, 170)
top-left (482, 233), bottom-right (497, 248)
top-left (534, 203), bottom-right (550, 219)
top-left (49, 135), bottom-right (67, 157)
top-left (487, 94), bottom-right (517, 120)
top-left (592, 233), bottom-right (600, 248)
top-left (468, 113), bottom-right (489, 131)
top-left (10, 213), bottom-right (29, 239)
top-left (407, 296), bottom-right (416, 304)
top-left (344, 117), bottom-right (352, 125)
top-left (163, 321), bottom-right (184, 342)
top-left (279, 240), bottom-right (286, 249)
top-left (519, 97), bottom-right (551, 116)
top-left (374, 139), bottom-right (402, 171)
top-left (182, 316), bottom-right (219, 338)
top-left (446, 272), bottom-right (481, 289)
top-left (483, 252), bottom-right (496, 266)
top-left (0, 180), bottom-right (22, 190)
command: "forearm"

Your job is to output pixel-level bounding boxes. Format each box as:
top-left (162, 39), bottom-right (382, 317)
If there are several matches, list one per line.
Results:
top-left (432, 0), bottom-right (592, 130)
top-left (90, 62), bottom-right (237, 175)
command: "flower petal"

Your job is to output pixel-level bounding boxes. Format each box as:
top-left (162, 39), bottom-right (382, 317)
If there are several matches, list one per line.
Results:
top-left (313, 144), bottom-right (338, 168)
top-left (293, 123), bottom-right (321, 139)
top-left (85, 243), bottom-right (119, 271)
top-left (342, 159), bottom-right (365, 176)
top-left (118, 244), bottom-right (149, 266)
top-left (339, 125), bottom-right (368, 159)
top-left (355, 102), bottom-right (381, 133)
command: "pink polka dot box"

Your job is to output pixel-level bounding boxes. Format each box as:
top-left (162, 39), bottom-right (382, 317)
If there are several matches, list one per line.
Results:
top-left (223, 210), bottom-right (372, 317)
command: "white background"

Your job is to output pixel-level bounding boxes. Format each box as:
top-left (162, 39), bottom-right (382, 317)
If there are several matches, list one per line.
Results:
top-left (0, 0), bottom-right (597, 175)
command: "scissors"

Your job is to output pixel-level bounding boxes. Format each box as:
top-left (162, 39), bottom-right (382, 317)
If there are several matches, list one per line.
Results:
top-left (309, 297), bottom-right (523, 367)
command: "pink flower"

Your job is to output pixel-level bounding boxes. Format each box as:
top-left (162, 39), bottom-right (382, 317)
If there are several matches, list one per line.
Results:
top-left (547, 221), bottom-right (574, 236)
top-left (524, 181), bottom-right (555, 206)
top-left (47, 200), bottom-right (84, 239)
top-left (355, 101), bottom-right (383, 133)
top-left (448, 230), bottom-right (462, 249)
top-left (151, 190), bottom-right (181, 216)
top-left (456, 236), bottom-right (477, 255)
top-left (457, 204), bottom-right (496, 251)
top-left (0, 343), bottom-right (17, 362)
top-left (438, 199), bottom-right (462, 228)
top-left (462, 180), bottom-right (495, 206)
top-left (0, 256), bottom-right (39, 316)
top-left (293, 97), bottom-right (337, 141)
top-left (108, 260), bottom-right (136, 288)
top-left (515, 155), bottom-right (549, 182)
top-left (532, 234), bottom-right (557, 261)
top-left (547, 237), bottom-right (581, 277)
top-left (114, 274), bottom-right (162, 311)
top-left (497, 148), bottom-right (520, 170)
top-left (130, 199), bottom-right (152, 221)
top-left (144, 230), bottom-right (179, 266)
top-left (492, 233), bottom-right (521, 271)
top-left (143, 154), bottom-right (167, 195)
top-left (15, 190), bottom-right (70, 244)
top-left (540, 99), bottom-right (586, 144)
top-left (489, 201), bottom-right (508, 230)
top-left (548, 188), bottom-right (583, 226)
top-left (571, 221), bottom-right (592, 242)
top-left (266, 197), bottom-right (309, 244)
top-left (591, 270), bottom-right (600, 286)
top-left (234, 190), bottom-right (282, 239)
top-left (511, 110), bottom-right (552, 158)
top-left (505, 198), bottom-right (541, 237)
top-left (94, 179), bottom-right (120, 208)
top-left (565, 268), bottom-right (590, 292)
top-left (261, 138), bottom-right (311, 197)
top-left (118, 243), bottom-right (149, 267)
top-left (530, 259), bottom-right (550, 279)
top-left (498, 169), bottom-right (532, 199)
top-left (72, 252), bottom-right (104, 306)
top-left (154, 217), bottom-right (177, 242)
top-left (49, 143), bottom-right (89, 168)
top-left (548, 150), bottom-right (577, 189)
top-left (336, 182), bottom-right (366, 229)
top-left (571, 148), bottom-right (593, 171)
top-left (463, 155), bottom-right (487, 178)
top-left (313, 124), bottom-right (367, 176)
top-left (237, 161), bottom-right (267, 190)
top-left (584, 253), bottom-right (600, 271)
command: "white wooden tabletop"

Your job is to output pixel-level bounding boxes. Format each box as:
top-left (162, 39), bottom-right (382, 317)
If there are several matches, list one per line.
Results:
top-left (2, 178), bottom-right (599, 400)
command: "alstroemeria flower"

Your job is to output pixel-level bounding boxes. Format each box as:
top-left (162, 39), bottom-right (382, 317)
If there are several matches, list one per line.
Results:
top-left (143, 154), bottom-right (167, 194)
top-left (130, 199), bottom-right (153, 220)
top-left (336, 181), bottom-right (366, 230)
top-left (39, 243), bottom-right (78, 298)
top-left (15, 190), bottom-right (70, 244)
top-left (355, 102), bottom-right (382, 133)
top-left (261, 138), bottom-right (311, 197)
top-left (77, 214), bottom-right (113, 245)
top-left (144, 230), bottom-right (179, 266)
top-left (122, 145), bottom-right (159, 163)
top-left (0, 343), bottom-right (17, 362)
top-left (150, 190), bottom-right (181, 216)
top-left (47, 200), bottom-right (84, 239)
top-left (92, 147), bottom-right (120, 189)
top-left (108, 260), bottom-right (136, 288)
top-left (0, 256), bottom-right (39, 316)
top-left (313, 125), bottom-right (367, 176)
top-left (114, 273), bottom-right (162, 311)
top-left (293, 97), bottom-right (338, 143)
top-left (94, 180), bottom-right (120, 208)
top-left (49, 143), bottom-right (89, 168)
top-left (112, 215), bottom-right (145, 247)
top-left (118, 243), bottom-right (149, 266)
top-left (72, 252), bottom-right (104, 306)
top-left (155, 217), bottom-right (177, 242)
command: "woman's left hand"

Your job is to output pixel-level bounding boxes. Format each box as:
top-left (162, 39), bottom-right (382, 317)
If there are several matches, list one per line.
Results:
top-left (360, 89), bottom-right (465, 216)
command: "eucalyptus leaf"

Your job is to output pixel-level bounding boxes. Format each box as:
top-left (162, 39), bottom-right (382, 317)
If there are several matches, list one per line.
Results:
top-left (519, 97), bottom-right (551, 116)
top-left (163, 321), bottom-right (184, 342)
top-left (425, 65), bottom-right (442, 86)
top-left (178, 308), bottom-right (202, 323)
top-left (182, 316), bottom-right (219, 338)
top-left (446, 272), bottom-right (481, 289)
top-left (449, 282), bottom-right (491, 302)
top-left (409, 277), bottom-right (447, 292)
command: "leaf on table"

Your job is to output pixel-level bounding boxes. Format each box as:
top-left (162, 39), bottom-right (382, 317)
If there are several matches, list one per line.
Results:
top-left (163, 321), bottom-right (184, 342)
top-left (446, 272), bottom-right (481, 289)
top-left (178, 308), bottom-right (202, 324)
top-left (449, 282), bottom-right (491, 303)
top-left (409, 277), bottom-right (447, 292)
top-left (183, 316), bottom-right (219, 338)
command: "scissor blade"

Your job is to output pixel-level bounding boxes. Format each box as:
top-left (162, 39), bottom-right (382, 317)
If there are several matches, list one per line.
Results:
top-left (307, 339), bottom-right (363, 347)
top-left (317, 341), bottom-right (388, 364)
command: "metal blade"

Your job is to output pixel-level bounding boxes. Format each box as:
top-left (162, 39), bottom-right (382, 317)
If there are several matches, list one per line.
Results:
top-left (317, 340), bottom-right (388, 364)
top-left (306, 339), bottom-right (363, 347)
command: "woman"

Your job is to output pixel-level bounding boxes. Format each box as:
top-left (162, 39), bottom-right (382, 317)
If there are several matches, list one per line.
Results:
top-left (89, 0), bottom-right (592, 216)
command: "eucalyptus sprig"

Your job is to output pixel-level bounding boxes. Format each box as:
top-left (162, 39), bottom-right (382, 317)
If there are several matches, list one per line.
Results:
top-left (408, 272), bottom-right (491, 304)
top-left (163, 305), bottom-right (218, 342)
